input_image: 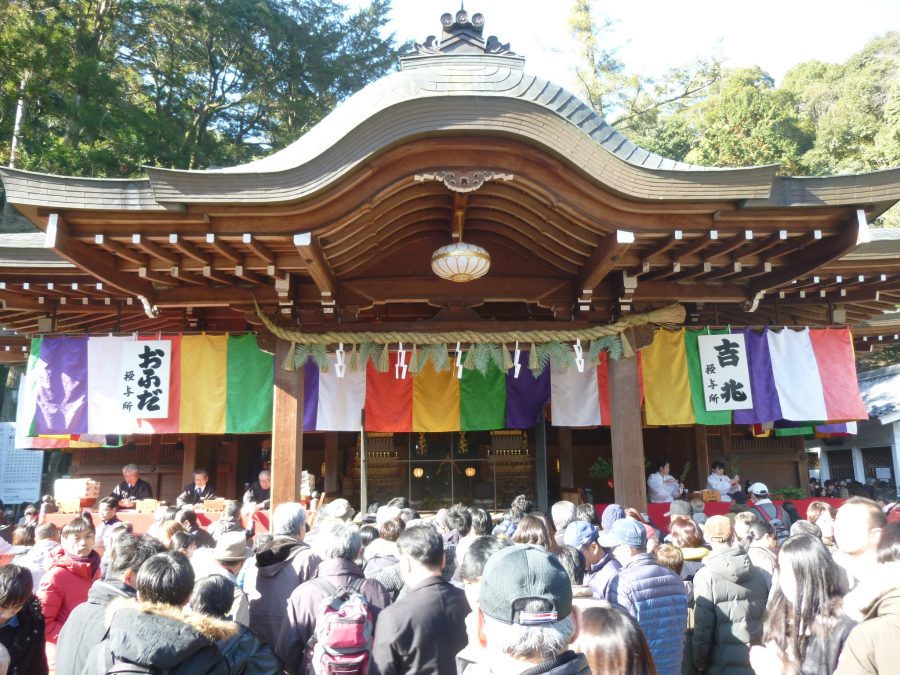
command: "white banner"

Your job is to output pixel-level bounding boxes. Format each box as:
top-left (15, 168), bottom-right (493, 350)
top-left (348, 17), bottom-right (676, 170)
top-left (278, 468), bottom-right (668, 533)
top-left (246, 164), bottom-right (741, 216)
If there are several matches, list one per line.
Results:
top-left (697, 334), bottom-right (754, 411)
top-left (1, 422), bottom-right (43, 503)
top-left (119, 340), bottom-right (171, 418)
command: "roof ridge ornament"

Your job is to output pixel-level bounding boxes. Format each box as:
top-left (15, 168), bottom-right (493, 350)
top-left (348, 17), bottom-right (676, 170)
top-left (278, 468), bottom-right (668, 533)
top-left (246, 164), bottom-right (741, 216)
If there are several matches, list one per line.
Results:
top-left (413, 8), bottom-right (515, 56)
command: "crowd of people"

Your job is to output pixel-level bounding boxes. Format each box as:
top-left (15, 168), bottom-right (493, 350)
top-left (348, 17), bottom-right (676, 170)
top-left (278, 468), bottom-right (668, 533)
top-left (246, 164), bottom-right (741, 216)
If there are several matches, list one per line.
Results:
top-left (0, 482), bottom-right (899, 674)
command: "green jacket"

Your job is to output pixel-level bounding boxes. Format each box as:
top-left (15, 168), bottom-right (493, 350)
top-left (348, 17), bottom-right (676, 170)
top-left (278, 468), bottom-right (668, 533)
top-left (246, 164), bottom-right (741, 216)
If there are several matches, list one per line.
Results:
top-left (691, 546), bottom-right (768, 675)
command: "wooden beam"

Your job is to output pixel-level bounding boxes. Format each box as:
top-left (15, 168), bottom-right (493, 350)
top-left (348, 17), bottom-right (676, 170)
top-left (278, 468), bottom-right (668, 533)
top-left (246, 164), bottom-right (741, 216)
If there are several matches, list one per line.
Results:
top-left (294, 232), bottom-right (338, 299)
top-left (610, 355), bottom-right (647, 508)
top-left (154, 285), bottom-right (277, 308)
top-left (575, 230), bottom-right (634, 295)
top-left (206, 233), bottom-right (243, 264)
top-left (131, 234), bottom-right (180, 265)
top-left (272, 339), bottom-right (304, 511)
top-left (632, 281), bottom-right (748, 303)
top-left (169, 234), bottom-right (213, 266)
top-left (243, 234), bottom-right (276, 265)
top-left (95, 235), bottom-right (150, 266)
top-left (234, 262), bottom-right (267, 286)
top-left (340, 276), bottom-right (573, 306)
top-left (750, 212), bottom-right (870, 296)
top-left (46, 214), bottom-right (156, 300)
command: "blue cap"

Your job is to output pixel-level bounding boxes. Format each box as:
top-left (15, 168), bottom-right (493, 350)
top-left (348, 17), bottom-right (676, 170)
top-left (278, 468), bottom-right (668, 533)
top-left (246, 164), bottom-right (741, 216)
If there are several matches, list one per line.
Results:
top-left (563, 521), bottom-right (598, 549)
top-left (597, 518), bottom-right (647, 549)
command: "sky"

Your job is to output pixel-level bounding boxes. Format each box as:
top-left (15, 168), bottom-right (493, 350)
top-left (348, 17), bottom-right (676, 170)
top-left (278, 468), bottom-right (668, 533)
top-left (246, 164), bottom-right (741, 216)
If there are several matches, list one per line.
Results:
top-left (349, 0), bottom-right (900, 91)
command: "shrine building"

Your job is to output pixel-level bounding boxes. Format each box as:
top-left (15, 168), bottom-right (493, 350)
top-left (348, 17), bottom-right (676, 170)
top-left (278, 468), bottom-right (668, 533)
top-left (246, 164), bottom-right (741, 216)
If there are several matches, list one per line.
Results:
top-left (1, 9), bottom-right (900, 514)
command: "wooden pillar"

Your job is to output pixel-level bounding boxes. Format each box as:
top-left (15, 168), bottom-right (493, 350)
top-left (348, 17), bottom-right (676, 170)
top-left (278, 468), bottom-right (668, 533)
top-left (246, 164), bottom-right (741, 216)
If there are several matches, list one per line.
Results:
top-left (610, 356), bottom-right (647, 508)
top-left (535, 421), bottom-right (549, 513)
top-left (324, 432), bottom-right (339, 493)
top-left (272, 339), bottom-right (304, 510)
top-left (693, 426), bottom-right (709, 491)
top-left (181, 434), bottom-right (197, 487)
top-left (558, 427), bottom-right (574, 490)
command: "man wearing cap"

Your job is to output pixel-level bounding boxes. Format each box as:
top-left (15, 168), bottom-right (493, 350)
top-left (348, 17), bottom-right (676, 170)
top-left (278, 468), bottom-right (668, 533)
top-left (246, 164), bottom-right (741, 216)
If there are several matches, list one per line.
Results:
top-left (563, 521), bottom-right (620, 601)
top-left (602, 518), bottom-right (688, 675)
top-left (464, 544), bottom-right (590, 674)
top-left (205, 530), bottom-right (251, 627)
top-left (748, 482), bottom-right (791, 540)
top-left (691, 515), bottom-right (767, 674)
top-left (370, 525), bottom-right (468, 675)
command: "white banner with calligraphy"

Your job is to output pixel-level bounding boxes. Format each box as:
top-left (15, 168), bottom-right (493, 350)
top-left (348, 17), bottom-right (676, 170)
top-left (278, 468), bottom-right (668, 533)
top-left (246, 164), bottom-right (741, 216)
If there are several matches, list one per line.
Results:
top-left (697, 334), bottom-right (754, 411)
top-left (119, 340), bottom-right (171, 417)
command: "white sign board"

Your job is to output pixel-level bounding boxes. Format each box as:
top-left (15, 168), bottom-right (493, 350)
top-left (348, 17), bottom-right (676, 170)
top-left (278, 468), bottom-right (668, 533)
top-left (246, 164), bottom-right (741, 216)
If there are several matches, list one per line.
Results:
top-left (697, 334), bottom-right (754, 411)
top-left (119, 340), bottom-right (171, 418)
top-left (0, 422), bottom-right (43, 503)
top-left (875, 467), bottom-right (892, 481)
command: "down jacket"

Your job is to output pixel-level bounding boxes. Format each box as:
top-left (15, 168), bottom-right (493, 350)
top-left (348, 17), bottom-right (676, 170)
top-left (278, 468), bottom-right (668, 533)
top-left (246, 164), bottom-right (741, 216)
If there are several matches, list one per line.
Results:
top-left (35, 547), bottom-right (101, 669)
top-left (82, 599), bottom-right (231, 674)
top-left (608, 553), bottom-right (688, 675)
top-left (691, 546), bottom-right (768, 675)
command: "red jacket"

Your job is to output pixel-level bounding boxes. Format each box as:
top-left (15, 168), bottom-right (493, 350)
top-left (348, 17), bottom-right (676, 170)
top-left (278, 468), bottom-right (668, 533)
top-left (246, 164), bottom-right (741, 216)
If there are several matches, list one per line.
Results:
top-left (36, 547), bottom-right (101, 668)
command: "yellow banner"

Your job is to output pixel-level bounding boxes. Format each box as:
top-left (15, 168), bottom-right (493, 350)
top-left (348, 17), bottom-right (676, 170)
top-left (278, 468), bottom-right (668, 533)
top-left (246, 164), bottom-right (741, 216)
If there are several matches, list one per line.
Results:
top-left (180, 334), bottom-right (228, 433)
top-left (412, 361), bottom-right (461, 432)
top-left (642, 329), bottom-right (695, 426)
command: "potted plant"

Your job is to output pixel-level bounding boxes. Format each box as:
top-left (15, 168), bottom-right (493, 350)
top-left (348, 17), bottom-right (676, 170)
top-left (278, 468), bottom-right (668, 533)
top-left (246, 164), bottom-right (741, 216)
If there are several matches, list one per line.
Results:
top-left (589, 457), bottom-right (615, 489)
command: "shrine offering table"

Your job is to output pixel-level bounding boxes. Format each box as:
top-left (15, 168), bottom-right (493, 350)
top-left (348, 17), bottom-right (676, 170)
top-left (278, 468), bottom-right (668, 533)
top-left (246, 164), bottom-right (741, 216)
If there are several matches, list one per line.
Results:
top-left (44, 509), bottom-right (270, 534)
top-left (595, 497), bottom-right (844, 530)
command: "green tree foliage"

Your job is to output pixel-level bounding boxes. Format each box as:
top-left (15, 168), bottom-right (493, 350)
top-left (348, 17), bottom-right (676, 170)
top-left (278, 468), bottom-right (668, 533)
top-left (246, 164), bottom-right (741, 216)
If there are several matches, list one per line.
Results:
top-left (569, 3), bottom-right (899, 224)
top-left (0, 0), bottom-right (403, 176)
top-left (682, 68), bottom-right (814, 174)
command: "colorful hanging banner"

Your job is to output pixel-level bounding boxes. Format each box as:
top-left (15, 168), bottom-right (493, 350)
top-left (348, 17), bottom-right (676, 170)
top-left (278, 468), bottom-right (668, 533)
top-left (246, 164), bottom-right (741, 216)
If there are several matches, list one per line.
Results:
top-left (23, 327), bottom-right (866, 438)
top-left (26, 334), bottom-right (274, 436)
top-left (696, 333), bottom-right (753, 411)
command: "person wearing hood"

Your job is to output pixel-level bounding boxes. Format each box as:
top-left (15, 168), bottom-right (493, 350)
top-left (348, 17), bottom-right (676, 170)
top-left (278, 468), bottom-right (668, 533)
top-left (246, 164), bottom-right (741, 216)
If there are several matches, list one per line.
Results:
top-left (84, 552), bottom-right (230, 674)
top-left (276, 524), bottom-right (390, 674)
top-left (563, 521), bottom-right (620, 601)
top-left (835, 521), bottom-right (900, 675)
top-left (55, 533), bottom-right (164, 675)
top-left (243, 502), bottom-right (320, 648)
top-left (36, 515), bottom-right (101, 670)
top-left (691, 515), bottom-right (768, 674)
top-left (15, 523), bottom-right (58, 589)
top-left (190, 575), bottom-right (280, 674)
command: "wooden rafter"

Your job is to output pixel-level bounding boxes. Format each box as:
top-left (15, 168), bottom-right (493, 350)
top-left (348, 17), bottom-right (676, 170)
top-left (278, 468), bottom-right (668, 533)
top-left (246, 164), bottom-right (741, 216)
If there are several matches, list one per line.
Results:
top-left (45, 214), bottom-right (155, 301)
top-left (169, 234), bottom-right (213, 266)
top-left (294, 232), bottom-right (338, 301)
top-left (131, 234), bottom-right (180, 266)
top-left (749, 211), bottom-right (870, 296)
top-left (95, 235), bottom-right (150, 266)
top-left (574, 231), bottom-right (634, 297)
top-left (205, 234), bottom-right (242, 264)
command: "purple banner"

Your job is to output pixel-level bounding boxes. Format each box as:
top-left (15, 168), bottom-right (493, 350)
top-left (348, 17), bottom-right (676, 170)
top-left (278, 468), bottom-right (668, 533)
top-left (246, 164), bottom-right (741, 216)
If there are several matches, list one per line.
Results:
top-left (302, 357), bottom-right (319, 432)
top-left (33, 337), bottom-right (88, 435)
top-left (505, 351), bottom-right (550, 429)
top-left (733, 328), bottom-right (783, 425)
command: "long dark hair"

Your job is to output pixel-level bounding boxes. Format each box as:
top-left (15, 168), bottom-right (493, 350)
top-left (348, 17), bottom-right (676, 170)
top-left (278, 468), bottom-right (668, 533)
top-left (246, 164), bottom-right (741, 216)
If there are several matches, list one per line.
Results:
top-left (574, 604), bottom-right (657, 675)
top-left (763, 534), bottom-right (843, 668)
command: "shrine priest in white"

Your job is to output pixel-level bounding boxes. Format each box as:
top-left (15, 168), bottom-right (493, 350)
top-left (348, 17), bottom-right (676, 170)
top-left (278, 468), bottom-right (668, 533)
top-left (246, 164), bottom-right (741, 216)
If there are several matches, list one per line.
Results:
top-left (110, 463), bottom-right (153, 508)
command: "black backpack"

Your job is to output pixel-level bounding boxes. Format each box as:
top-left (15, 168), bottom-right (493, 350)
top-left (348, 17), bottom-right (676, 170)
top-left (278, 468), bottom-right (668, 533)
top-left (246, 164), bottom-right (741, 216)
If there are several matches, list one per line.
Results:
top-left (751, 502), bottom-right (789, 543)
